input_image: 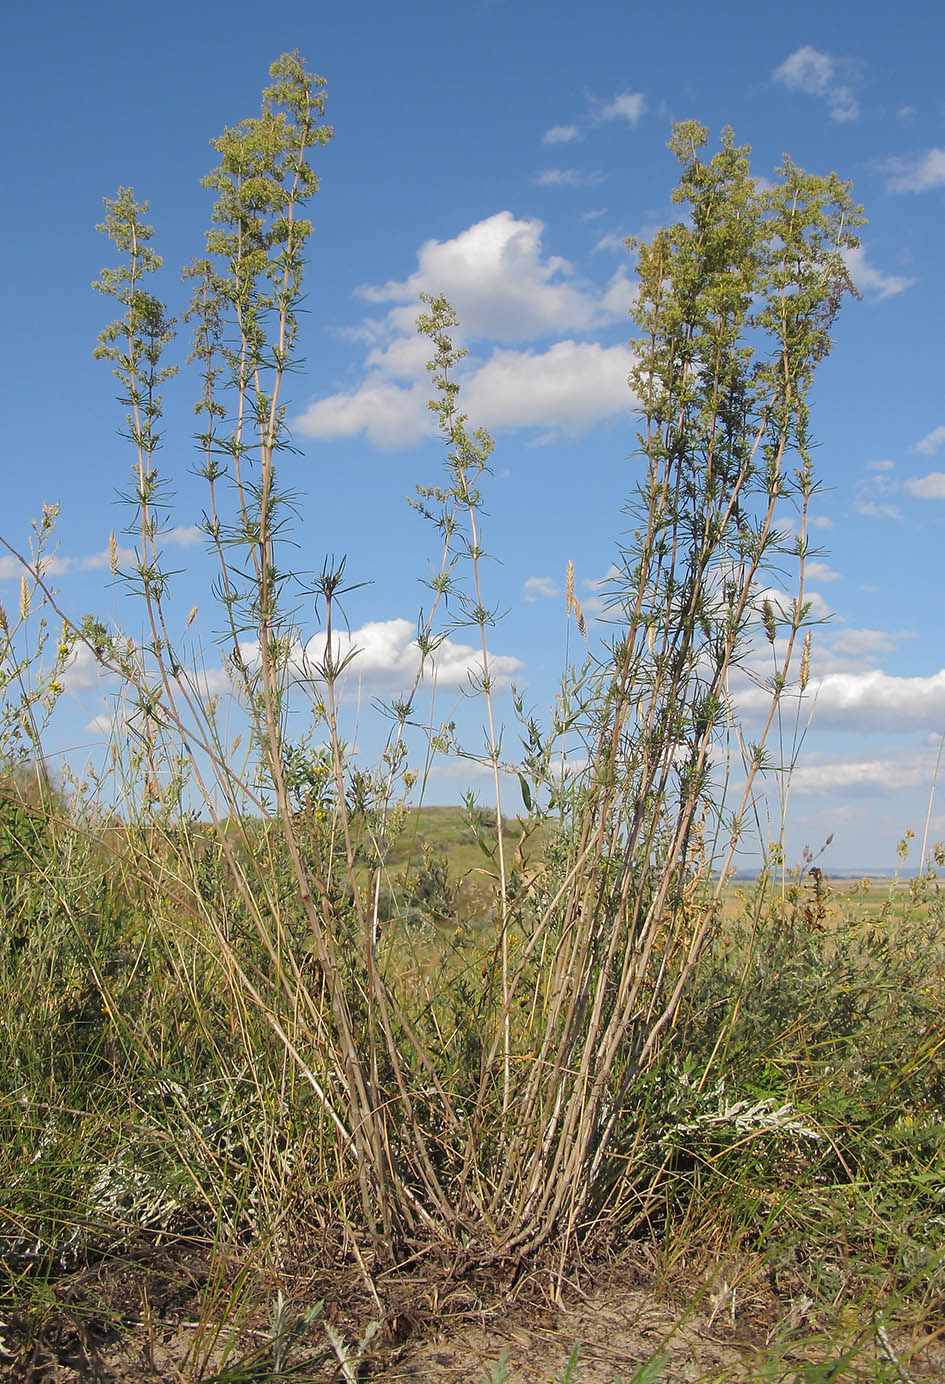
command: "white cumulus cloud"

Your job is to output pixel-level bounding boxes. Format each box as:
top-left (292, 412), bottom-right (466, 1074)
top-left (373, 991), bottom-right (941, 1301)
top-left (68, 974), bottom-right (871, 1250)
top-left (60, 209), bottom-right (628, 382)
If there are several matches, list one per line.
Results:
top-left (805, 561), bottom-right (842, 583)
top-left (353, 212), bottom-right (604, 342)
top-left (296, 379), bottom-right (430, 450)
top-left (296, 212), bottom-right (637, 450)
top-left (742, 668), bottom-right (945, 733)
top-left (601, 266), bottom-right (637, 317)
top-left (85, 712), bottom-right (116, 737)
top-left (62, 643), bottom-right (115, 693)
top-left (463, 340), bottom-right (634, 435)
top-left (905, 472), bottom-right (945, 500)
top-left (772, 45), bottom-right (859, 122)
top-left (301, 618), bottom-right (523, 693)
top-left (296, 340), bottom-right (634, 450)
top-left (0, 554), bottom-right (25, 580)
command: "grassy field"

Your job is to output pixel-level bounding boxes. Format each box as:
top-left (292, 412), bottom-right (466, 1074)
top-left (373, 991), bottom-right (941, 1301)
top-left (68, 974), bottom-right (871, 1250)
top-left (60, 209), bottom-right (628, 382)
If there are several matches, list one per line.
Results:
top-left (2, 791), bottom-right (944, 1382)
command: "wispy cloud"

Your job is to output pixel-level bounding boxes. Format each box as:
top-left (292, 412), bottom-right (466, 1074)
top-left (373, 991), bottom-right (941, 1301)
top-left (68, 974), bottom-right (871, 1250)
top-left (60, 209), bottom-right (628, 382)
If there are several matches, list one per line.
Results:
top-left (592, 232), bottom-right (624, 254)
top-left (541, 124), bottom-right (579, 145)
top-left (828, 628), bottom-right (914, 659)
top-left (855, 500), bottom-right (902, 520)
top-left (0, 545), bottom-right (134, 581)
top-left (536, 167), bottom-right (605, 188)
top-left (884, 147), bottom-right (945, 193)
top-left (523, 576), bottom-right (560, 602)
top-left (772, 45), bottom-right (860, 122)
top-left (540, 88), bottom-right (646, 160)
top-left (788, 754), bottom-right (928, 796)
top-left (598, 90), bottom-right (646, 127)
top-left (840, 246), bottom-right (915, 299)
top-left (854, 463), bottom-right (901, 519)
top-left (913, 425), bottom-right (945, 455)
top-left (165, 525), bottom-right (203, 548)
top-left (0, 525), bottom-right (204, 583)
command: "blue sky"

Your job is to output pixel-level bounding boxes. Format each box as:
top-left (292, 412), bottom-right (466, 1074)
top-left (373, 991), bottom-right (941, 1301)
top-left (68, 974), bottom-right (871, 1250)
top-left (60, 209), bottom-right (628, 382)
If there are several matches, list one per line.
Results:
top-left (2, 0), bottom-right (945, 868)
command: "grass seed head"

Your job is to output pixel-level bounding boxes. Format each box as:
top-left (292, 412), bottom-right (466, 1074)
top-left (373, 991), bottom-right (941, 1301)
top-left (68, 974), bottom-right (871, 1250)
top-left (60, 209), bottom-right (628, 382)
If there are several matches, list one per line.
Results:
top-left (565, 559), bottom-right (587, 638)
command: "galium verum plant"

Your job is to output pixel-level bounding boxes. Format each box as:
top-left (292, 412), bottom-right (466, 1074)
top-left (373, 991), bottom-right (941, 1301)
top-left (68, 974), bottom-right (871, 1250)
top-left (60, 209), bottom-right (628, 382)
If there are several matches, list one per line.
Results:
top-left (6, 73), bottom-right (865, 1283)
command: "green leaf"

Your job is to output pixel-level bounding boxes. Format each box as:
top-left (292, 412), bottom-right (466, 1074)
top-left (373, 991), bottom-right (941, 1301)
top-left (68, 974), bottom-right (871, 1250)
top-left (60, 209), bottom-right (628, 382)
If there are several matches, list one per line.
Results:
top-left (627, 1351), bottom-right (670, 1384)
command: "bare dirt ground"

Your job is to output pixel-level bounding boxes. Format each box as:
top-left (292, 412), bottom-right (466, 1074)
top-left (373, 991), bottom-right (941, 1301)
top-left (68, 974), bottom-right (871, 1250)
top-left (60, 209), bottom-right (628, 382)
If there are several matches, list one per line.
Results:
top-left (5, 1240), bottom-right (944, 1383)
top-left (377, 1260), bottom-right (945, 1384)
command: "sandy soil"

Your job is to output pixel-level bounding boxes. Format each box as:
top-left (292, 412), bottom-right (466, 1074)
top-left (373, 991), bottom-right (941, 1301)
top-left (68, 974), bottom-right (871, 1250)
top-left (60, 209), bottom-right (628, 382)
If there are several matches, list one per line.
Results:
top-left (377, 1268), bottom-right (945, 1384)
top-left (5, 1240), bottom-right (943, 1383)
